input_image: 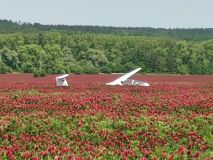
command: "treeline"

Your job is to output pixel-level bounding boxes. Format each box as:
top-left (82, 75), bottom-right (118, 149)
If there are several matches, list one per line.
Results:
top-left (0, 32), bottom-right (212, 75)
top-left (1, 19), bottom-right (213, 41)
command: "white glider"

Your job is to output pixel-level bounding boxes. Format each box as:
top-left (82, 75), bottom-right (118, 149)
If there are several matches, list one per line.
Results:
top-left (56, 74), bottom-right (69, 87)
top-left (106, 68), bottom-right (150, 87)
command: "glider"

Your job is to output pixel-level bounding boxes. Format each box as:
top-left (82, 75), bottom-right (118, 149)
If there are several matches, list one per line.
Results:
top-left (106, 68), bottom-right (150, 86)
top-left (56, 74), bottom-right (69, 87)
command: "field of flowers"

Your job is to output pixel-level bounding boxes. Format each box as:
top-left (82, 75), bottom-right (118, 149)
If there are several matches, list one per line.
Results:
top-left (0, 74), bottom-right (213, 160)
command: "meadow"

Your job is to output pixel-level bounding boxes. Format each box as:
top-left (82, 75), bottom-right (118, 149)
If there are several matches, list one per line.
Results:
top-left (0, 74), bottom-right (212, 160)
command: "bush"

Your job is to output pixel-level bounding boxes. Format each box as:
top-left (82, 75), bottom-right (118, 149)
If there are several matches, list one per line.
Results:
top-left (33, 70), bottom-right (47, 77)
top-left (0, 61), bottom-right (13, 73)
top-left (69, 64), bottom-right (83, 74)
top-left (177, 65), bottom-right (189, 75)
top-left (100, 66), bottom-right (111, 73)
top-left (83, 65), bottom-right (100, 74)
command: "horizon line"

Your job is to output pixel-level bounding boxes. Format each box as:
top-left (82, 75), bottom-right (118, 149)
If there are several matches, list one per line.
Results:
top-left (1, 18), bottom-right (213, 30)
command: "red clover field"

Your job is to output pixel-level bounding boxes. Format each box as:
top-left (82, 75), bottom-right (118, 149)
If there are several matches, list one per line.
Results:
top-left (0, 74), bottom-right (212, 160)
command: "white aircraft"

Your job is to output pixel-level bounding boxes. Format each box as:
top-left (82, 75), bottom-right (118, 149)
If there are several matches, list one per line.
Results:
top-left (106, 68), bottom-right (150, 86)
top-left (56, 74), bottom-right (69, 87)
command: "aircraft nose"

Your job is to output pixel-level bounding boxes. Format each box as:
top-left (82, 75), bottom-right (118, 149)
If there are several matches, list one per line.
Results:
top-left (144, 82), bottom-right (150, 87)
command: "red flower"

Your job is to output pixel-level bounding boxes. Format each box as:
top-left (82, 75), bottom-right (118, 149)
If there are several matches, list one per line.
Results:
top-left (192, 152), bottom-right (200, 158)
top-left (200, 145), bottom-right (208, 152)
top-left (39, 151), bottom-right (48, 157)
top-left (6, 151), bottom-right (16, 160)
top-left (178, 145), bottom-right (185, 155)
top-left (141, 149), bottom-right (151, 156)
top-left (168, 154), bottom-right (175, 160)
top-left (162, 151), bottom-right (167, 158)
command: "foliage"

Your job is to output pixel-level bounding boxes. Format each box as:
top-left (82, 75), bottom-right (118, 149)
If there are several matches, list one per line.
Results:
top-left (33, 70), bottom-right (47, 77)
top-left (0, 19), bottom-right (213, 74)
top-left (1, 19), bottom-right (213, 40)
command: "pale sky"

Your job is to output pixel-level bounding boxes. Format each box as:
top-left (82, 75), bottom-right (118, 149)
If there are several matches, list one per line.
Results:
top-left (0, 0), bottom-right (212, 28)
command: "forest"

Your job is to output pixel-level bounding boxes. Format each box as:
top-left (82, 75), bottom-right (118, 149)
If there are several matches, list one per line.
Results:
top-left (0, 19), bottom-right (213, 75)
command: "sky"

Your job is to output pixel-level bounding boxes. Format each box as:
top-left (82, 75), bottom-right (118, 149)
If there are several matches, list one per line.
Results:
top-left (0, 0), bottom-right (212, 28)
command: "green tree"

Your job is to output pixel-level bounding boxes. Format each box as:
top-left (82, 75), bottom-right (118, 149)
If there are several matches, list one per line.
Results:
top-left (0, 47), bottom-right (19, 70)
